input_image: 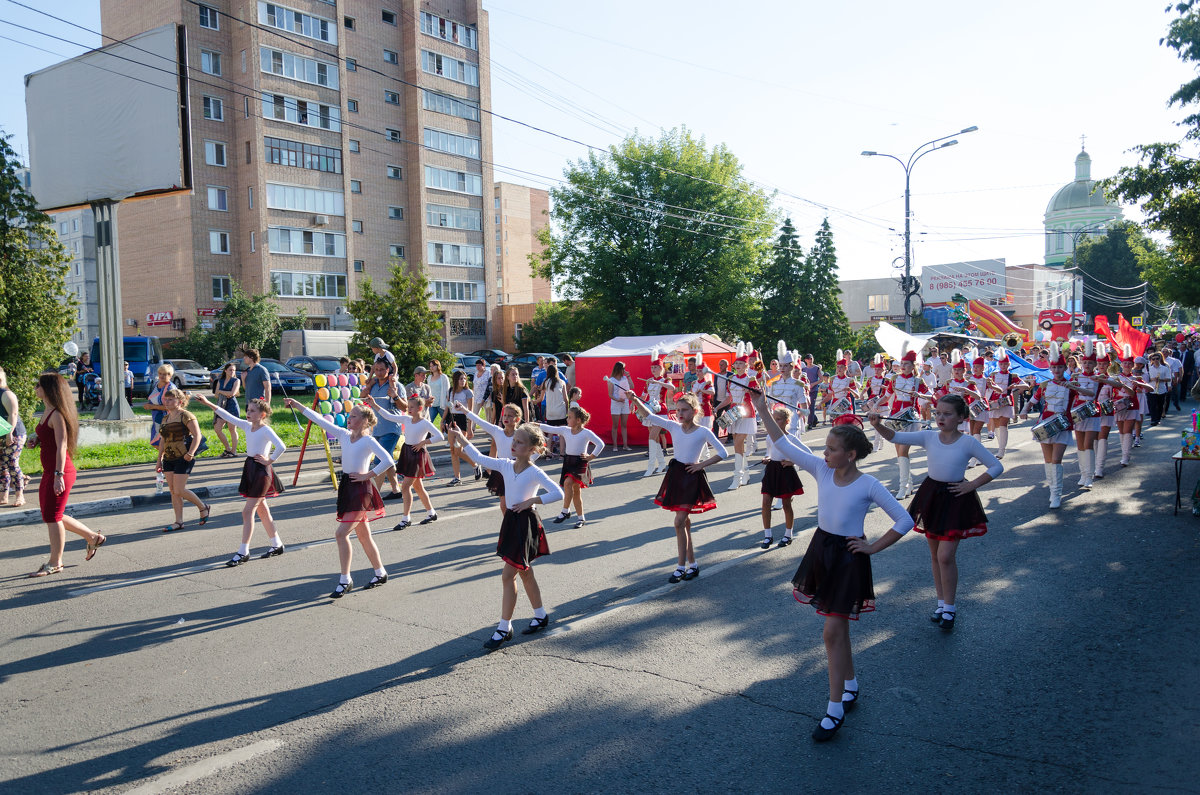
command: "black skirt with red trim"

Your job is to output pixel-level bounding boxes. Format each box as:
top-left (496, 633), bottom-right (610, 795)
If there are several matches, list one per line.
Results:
top-left (336, 472), bottom-right (385, 523)
top-left (486, 468), bottom-right (505, 496)
top-left (654, 459), bottom-right (717, 514)
top-left (760, 459), bottom-right (804, 498)
top-left (397, 442), bottom-right (435, 479)
top-left (238, 457), bottom-right (284, 498)
top-left (791, 528), bottom-right (876, 620)
top-left (496, 507), bottom-right (550, 570)
top-left (908, 477), bottom-right (988, 541)
top-left (559, 453), bottom-right (593, 488)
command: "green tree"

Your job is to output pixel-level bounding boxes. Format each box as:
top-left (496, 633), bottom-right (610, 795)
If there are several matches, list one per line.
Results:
top-left (1101, 2), bottom-right (1200, 306)
top-left (1069, 221), bottom-right (1163, 322)
top-left (755, 217), bottom-right (808, 348)
top-left (166, 285), bottom-right (306, 365)
top-left (846, 324), bottom-right (884, 361)
top-left (0, 133), bottom-right (75, 424)
top-left (532, 128), bottom-right (776, 343)
top-left (347, 262), bottom-right (450, 375)
top-left (789, 219), bottom-right (852, 364)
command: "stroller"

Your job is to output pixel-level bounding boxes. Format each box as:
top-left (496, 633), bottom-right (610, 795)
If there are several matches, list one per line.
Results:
top-left (81, 373), bottom-right (103, 410)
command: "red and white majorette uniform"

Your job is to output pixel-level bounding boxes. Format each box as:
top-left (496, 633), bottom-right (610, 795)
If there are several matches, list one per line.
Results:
top-left (1032, 379), bottom-right (1076, 446)
top-left (863, 363), bottom-right (891, 413)
top-left (691, 375), bottom-right (715, 428)
top-left (968, 362), bottom-right (991, 423)
top-left (1069, 371), bottom-right (1102, 434)
top-left (827, 369), bottom-right (858, 413)
top-left (944, 371), bottom-right (976, 432)
top-left (889, 371), bottom-right (930, 415)
top-left (642, 366), bottom-right (674, 477)
top-left (643, 372), bottom-right (672, 416)
top-left (987, 369), bottom-right (1018, 420)
top-left (767, 373), bottom-right (807, 433)
top-left (725, 369), bottom-right (760, 437)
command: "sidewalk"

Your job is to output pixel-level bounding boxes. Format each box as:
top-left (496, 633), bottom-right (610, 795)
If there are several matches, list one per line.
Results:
top-left (0, 442), bottom-right (455, 529)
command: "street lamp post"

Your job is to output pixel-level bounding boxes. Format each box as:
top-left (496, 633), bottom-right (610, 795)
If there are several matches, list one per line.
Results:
top-left (862, 126), bottom-right (978, 333)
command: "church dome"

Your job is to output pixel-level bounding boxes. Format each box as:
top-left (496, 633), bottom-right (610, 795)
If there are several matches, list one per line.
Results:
top-left (1045, 150), bottom-right (1114, 214)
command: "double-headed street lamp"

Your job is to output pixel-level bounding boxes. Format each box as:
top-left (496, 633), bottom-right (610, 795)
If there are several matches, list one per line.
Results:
top-left (862, 126), bottom-right (979, 333)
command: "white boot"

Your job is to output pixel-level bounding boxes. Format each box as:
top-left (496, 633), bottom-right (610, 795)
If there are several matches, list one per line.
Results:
top-left (655, 439), bottom-right (669, 474)
top-left (1045, 462), bottom-right (1061, 509)
top-left (727, 453), bottom-right (744, 491)
top-left (873, 429), bottom-right (884, 452)
top-left (1119, 433), bottom-right (1132, 466)
top-left (644, 440), bottom-right (661, 477)
top-left (1094, 438), bottom-right (1107, 478)
top-left (740, 455), bottom-right (753, 486)
top-left (995, 426), bottom-right (1009, 459)
top-left (1077, 449), bottom-right (1093, 488)
top-left (896, 457), bottom-right (911, 499)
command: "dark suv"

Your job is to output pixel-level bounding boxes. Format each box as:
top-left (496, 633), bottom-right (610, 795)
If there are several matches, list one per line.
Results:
top-left (466, 349), bottom-right (510, 366)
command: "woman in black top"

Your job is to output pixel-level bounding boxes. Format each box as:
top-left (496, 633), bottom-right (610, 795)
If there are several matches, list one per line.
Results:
top-left (504, 366), bottom-right (530, 424)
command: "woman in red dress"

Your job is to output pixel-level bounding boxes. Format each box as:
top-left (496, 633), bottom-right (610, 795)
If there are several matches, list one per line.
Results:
top-left (28, 372), bottom-right (106, 577)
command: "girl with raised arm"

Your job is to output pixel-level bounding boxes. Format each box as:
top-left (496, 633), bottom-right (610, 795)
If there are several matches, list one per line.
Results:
top-left (366, 393), bottom-right (445, 529)
top-left (464, 403), bottom-right (523, 514)
top-left (537, 405), bottom-right (605, 528)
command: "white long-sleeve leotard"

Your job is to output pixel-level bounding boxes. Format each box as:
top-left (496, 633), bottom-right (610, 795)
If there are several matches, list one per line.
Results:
top-left (459, 442), bottom-right (565, 505)
top-left (770, 435), bottom-right (914, 538)
top-left (536, 424), bottom-right (604, 457)
top-left (890, 430), bottom-right (1003, 480)
top-left (466, 413), bottom-right (517, 459)
top-left (372, 406), bottom-right (445, 445)
top-left (300, 406), bottom-right (394, 476)
top-left (766, 432), bottom-right (812, 462)
top-left (640, 414), bottom-right (728, 464)
top-left (211, 404), bottom-right (286, 460)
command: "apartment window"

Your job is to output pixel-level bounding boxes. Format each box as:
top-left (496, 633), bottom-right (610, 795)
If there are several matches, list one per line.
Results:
top-left (259, 47), bottom-right (339, 89)
top-left (212, 275), bottom-right (232, 301)
top-left (387, 206), bottom-right (404, 220)
top-left (264, 136), bottom-right (342, 173)
top-left (202, 96), bottom-right (224, 121)
top-left (424, 165), bottom-right (482, 195)
top-left (428, 242), bottom-right (482, 266)
top-left (423, 128), bottom-right (480, 159)
top-left (348, 139), bottom-right (360, 153)
top-left (72, 218), bottom-right (78, 231)
top-left (385, 128), bottom-right (402, 142)
top-left (427, 203), bottom-right (481, 230)
top-left (349, 179), bottom-right (361, 193)
top-left (262, 92), bottom-right (341, 131)
top-left (384, 90), bottom-right (399, 105)
top-left (201, 49), bottom-right (222, 76)
top-left (345, 57), bottom-right (356, 71)
top-left (204, 140), bottom-right (227, 166)
top-left (867, 294), bottom-right (890, 312)
top-left (419, 11), bottom-right (478, 49)
top-left (60, 221), bottom-right (68, 234)
top-left (382, 9), bottom-right (396, 25)
top-left (421, 89), bottom-right (481, 122)
top-left (268, 226), bottom-right (347, 257)
top-left (387, 164), bottom-right (402, 179)
top-left (207, 186), bottom-right (229, 211)
top-left (198, 4), bottom-right (219, 29)
top-left (271, 270), bottom-right (348, 299)
top-left (429, 280), bottom-right (484, 302)
top-left (352, 220), bottom-right (363, 233)
top-left (343, 16), bottom-right (355, 30)
top-left (346, 99), bottom-right (358, 113)
top-left (389, 244), bottom-right (405, 259)
top-left (259, 2), bottom-right (336, 44)
top-left (266, 183), bottom-right (345, 215)
top-left (250, 231), bottom-right (256, 251)
top-left (450, 318), bottom-right (486, 337)
top-left (248, 186), bottom-right (254, 208)
top-left (353, 259), bottom-right (364, 272)
top-left (421, 50), bottom-right (478, 86)
top-left (494, 197), bottom-right (500, 208)
top-left (209, 230), bottom-right (231, 254)
top-left (383, 49), bottom-right (399, 65)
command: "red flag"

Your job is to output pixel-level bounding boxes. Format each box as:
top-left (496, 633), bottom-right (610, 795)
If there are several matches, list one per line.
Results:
top-left (1116, 313), bottom-right (1151, 357)
top-left (1094, 315), bottom-right (1116, 349)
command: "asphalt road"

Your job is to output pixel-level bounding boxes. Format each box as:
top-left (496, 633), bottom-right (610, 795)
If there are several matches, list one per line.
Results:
top-left (1, 416), bottom-right (1198, 794)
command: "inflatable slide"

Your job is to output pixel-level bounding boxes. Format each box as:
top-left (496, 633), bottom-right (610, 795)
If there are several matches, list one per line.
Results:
top-left (967, 299), bottom-right (1030, 342)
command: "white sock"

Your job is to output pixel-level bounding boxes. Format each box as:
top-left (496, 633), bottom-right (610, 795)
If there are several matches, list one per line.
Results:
top-left (402, 514), bottom-right (411, 522)
top-left (339, 574), bottom-right (351, 585)
top-left (374, 568), bottom-right (386, 577)
top-left (497, 619), bottom-right (512, 632)
top-left (268, 535), bottom-right (282, 548)
top-left (533, 607), bottom-right (547, 619)
top-left (937, 599), bottom-right (946, 609)
top-left (821, 700), bottom-right (845, 728)
top-left (577, 514), bottom-right (586, 521)
top-left (843, 677), bottom-right (858, 693)
top-left (237, 543), bottom-right (249, 556)
top-left (557, 509), bottom-right (569, 518)
top-left (427, 511), bottom-right (436, 518)
top-left (943, 603), bottom-right (956, 616)
top-left (764, 528), bottom-right (773, 539)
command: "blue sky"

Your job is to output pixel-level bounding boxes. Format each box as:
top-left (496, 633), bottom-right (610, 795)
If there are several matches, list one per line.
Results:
top-left (1, 0), bottom-right (1194, 282)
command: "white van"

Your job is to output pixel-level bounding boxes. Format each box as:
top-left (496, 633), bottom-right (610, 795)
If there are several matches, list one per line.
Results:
top-left (279, 330), bottom-right (356, 360)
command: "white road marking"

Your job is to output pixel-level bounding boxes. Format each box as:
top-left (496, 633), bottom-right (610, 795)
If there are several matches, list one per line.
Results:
top-left (123, 739), bottom-right (282, 795)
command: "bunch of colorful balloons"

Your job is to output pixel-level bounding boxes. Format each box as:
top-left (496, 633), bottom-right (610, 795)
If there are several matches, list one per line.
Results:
top-left (314, 373), bottom-right (365, 428)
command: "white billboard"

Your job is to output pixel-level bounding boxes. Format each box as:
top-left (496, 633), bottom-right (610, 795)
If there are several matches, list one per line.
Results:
top-left (25, 24), bottom-right (189, 211)
top-left (920, 258), bottom-right (1006, 305)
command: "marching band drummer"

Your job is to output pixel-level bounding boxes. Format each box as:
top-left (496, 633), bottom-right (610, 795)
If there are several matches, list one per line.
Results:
top-left (885, 347), bottom-right (933, 499)
top-left (1069, 341), bottom-right (1104, 489)
top-left (715, 347), bottom-right (761, 491)
top-left (690, 368), bottom-right (717, 430)
top-left (642, 358), bottom-right (674, 478)
top-left (985, 348), bottom-right (1028, 460)
top-left (967, 354), bottom-right (992, 454)
top-left (1091, 343), bottom-right (1117, 479)
top-left (1113, 346), bottom-right (1152, 467)
top-left (1029, 343), bottom-right (1095, 509)
top-left (919, 359), bottom-right (940, 421)
top-left (944, 352), bottom-right (984, 434)
top-left (767, 347), bottom-right (808, 435)
top-left (824, 351), bottom-right (860, 425)
top-left (863, 355), bottom-right (892, 452)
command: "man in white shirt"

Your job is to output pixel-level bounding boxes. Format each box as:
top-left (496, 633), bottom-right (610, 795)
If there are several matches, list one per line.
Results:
top-left (1164, 345), bottom-right (1183, 412)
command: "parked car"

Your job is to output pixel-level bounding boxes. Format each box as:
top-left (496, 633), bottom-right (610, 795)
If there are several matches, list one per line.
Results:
top-left (209, 358), bottom-right (314, 395)
top-left (454, 354), bottom-right (483, 371)
top-left (466, 349), bottom-right (510, 366)
top-left (508, 353), bottom-right (556, 378)
top-left (167, 359), bottom-right (212, 389)
top-left (286, 355), bottom-right (343, 376)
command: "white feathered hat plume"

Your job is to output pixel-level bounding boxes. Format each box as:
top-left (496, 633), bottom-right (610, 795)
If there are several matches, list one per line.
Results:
top-left (951, 349), bottom-right (963, 367)
top-left (1096, 341), bottom-right (1107, 359)
top-left (996, 347), bottom-right (1008, 362)
top-left (1049, 341), bottom-right (1062, 365)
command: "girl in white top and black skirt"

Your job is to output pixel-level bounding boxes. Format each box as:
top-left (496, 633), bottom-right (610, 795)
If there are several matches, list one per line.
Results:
top-left (465, 404), bottom-right (523, 514)
top-left (754, 390), bottom-right (914, 743)
top-left (449, 425), bottom-right (564, 651)
top-left (367, 396), bottom-right (445, 529)
top-left (445, 371), bottom-right (477, 486)
top-left (535, 405), bottom-right (605, 528)
top-left (194, 393), bottom-right (288, 566)
top-left (760, 406), bottom-right (807, 549)
top-left (625, 389), bottom-right (728, 584)
top-left (286, 398), bottom-right (396, 598)
top-left (869, 394), bottom-right (1003, 632)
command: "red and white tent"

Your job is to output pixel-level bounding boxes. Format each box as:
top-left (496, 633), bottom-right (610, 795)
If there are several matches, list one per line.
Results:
top-left (575, 333), bottom-right (736, 446)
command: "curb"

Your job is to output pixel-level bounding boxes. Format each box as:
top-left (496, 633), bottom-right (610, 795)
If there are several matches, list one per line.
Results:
top-left (0, 452), bottom-right (455, 530)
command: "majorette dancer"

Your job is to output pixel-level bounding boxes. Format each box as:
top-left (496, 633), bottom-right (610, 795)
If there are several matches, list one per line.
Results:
top-left (691, 368), bottom-right (716, 430)
top-left (984, 348), bottom-right (1028, 460)
top-left (863, 354), bottom-right (892, 452)
top-left (885, 345), bottom-right (933, 498)
top-left (967, 354), bottom-right (991, 454)
top-left (642, 355), bottom-right (674, 478)
top-left (533, 405), bottom-right (605, 529)
top-left (919, 359), bottom-right (940, 421)
top-left (715, 342), bottom-right (761, 491)
top-left (1029, 342), bottom-right (1095, 509)
top-left (464, 403), bottom-right (524, 515)
top-left (1091, 342), bottom-right (1116, 479)
top-left (825, 349), bottom-right (860, 426)
top-left (768, 342), bottom-right (808, 435)
top-left (1113, 345), bottom-right (1152, 467)
top-left (944, 351), bottom-right (983, 435)
top-left (1069, 340), bottom-right (1103, 488)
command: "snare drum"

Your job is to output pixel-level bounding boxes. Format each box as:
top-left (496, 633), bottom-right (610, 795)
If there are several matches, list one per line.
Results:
top-left (1032, 413), bottom-right (1070, 443)
top-left (881, 408), bottom-right (920, 432)
top-left (1099, 399), bottom-right (1115, 416)
top-left (717, 406), bottom-right (745, 431)
top-left (1070, 402), bottom-right (1099, 424)
top-left (828, 397), bottom-right (852, 416)
top-left (968, 400), bottom-right (988, 420)
top-left (1111, 397), bottom-right (1132, 413)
